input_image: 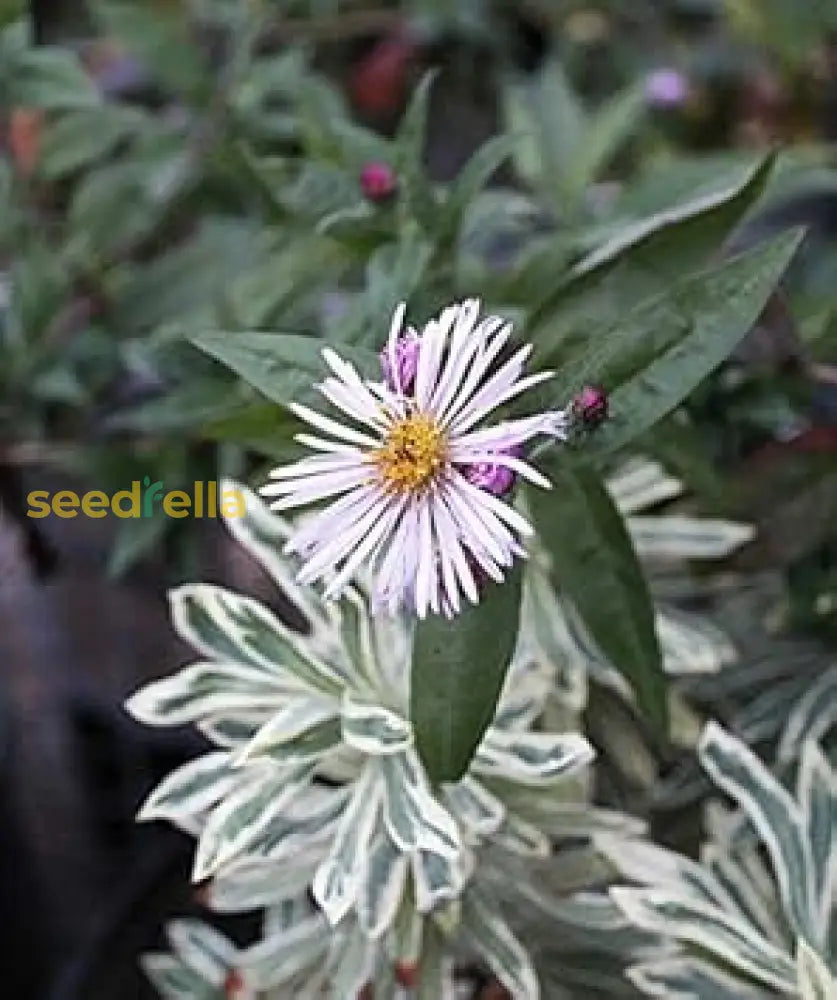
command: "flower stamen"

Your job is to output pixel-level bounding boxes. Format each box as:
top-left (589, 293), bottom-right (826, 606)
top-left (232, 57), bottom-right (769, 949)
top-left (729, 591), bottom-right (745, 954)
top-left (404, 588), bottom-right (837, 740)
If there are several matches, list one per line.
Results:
top-left (374, 413), bottom-right (447, 493)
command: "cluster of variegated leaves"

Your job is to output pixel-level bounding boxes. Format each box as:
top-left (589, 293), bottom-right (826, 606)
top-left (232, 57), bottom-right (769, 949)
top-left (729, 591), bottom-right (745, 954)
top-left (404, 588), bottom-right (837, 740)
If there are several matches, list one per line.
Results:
top-left (599, 717), bottom-right (837, 1000)
top-left (132, 482), bottom-right (658, 1000)
top-left (523, 455), bottom-right (753, 722)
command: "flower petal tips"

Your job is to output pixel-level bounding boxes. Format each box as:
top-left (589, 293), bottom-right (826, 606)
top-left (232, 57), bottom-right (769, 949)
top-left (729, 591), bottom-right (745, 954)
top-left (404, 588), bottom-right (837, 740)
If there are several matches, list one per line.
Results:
top-left (260, 299), bottom-right (568, 618)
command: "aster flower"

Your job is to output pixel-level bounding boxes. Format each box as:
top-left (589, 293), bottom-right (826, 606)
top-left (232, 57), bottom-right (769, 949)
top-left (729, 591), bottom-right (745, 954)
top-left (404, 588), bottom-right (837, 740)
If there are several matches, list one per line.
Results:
top-left (261, 299), bottom-right (568, 618)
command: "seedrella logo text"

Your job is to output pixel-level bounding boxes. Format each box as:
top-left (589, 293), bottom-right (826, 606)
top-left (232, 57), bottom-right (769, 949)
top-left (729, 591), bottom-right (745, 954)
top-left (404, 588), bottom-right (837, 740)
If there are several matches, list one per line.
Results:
top-left (27, 479), bottom-right (246, 519)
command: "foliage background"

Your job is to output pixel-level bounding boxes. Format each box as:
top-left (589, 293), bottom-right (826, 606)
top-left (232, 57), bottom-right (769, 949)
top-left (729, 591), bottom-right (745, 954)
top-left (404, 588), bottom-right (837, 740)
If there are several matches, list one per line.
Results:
top-left (1, 1), bottom-right (837, 998)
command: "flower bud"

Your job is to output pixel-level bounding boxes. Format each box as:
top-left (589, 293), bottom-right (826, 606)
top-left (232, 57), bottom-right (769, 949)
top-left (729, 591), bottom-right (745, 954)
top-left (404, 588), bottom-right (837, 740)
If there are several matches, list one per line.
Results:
top-left (380, 331), bottom-right (420, 393)
top-left (645, 68), bottom-right (689, 108)
top-left (360, 161), bottom-right (397, 202)
top-left (465, 449), bottom-right (521, 497)
top-left (573, 385), bottom-right (609, 428)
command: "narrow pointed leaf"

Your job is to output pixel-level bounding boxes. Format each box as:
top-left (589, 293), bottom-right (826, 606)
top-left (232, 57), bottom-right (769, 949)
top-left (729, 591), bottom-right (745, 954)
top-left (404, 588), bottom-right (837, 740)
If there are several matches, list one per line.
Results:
top-left (411, 565), bottom-right (524, 782)
top-left (528, 455), bottom-right (667, 732)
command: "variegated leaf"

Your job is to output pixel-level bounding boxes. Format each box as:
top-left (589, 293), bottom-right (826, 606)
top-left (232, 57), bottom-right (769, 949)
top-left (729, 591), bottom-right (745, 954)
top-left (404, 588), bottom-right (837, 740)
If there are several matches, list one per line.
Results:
top-left (170, 584), bottom-right (345, 695)
top-left (778, 667), bottom-right (837, 763)
top-left (699, 722), bottom-right (817, 944)
top-left (357, 833), bottom-right (409, 938)
top-left (607, 458), bottom-right (683, 516)
top-left (657, 608), bottom-right (736, 676)
top-left (611, 887), bottom-right (797, 993)
top-left (628, 957), bottom-right (770, 999)
top-left (336, 588), bottom-right (386, 691)
top-left (461, 888), bottom-right (540, 999)
top-left (797, 742), bottom-right (837, 938)
top-left (326, 922), bottom-right (376, 1000)
top-left (443, 776), bottom-right (506, 837)
top-left (412, 847), bottom-right (471, 914)
top-left (596, 834), bottom-right (740, 911)
top-left (796, 938), bottom-right (836, 1000)
top-left (234, 699), bottom-right (339, 763)
top-left (380, 748), bottom-right (461, 859)
top-left (220, 480), bottom-right (334, 642)
top-left (701, 843), bottom-right (787, 948)
top-left (199, 712), bottom-right (271, 748)
top-left (627, 515), bottom-right (754, 561)
top-left (167, 920), bottom-right (236, 985)
top-left (126, 661), bottom-right (288, 727)
top-left (508, 797), bottom-right (645, 838)
top-left (491, 814), bottom-right (550, 858)
top-left (242, 911), bottom-right (328, 988)
top-left (193, 762), bottom-right (313, 881)
top-left (138, 751), bottom-right (234, 825)
top-left (312, 766), bottom-right (382, 925)
top-left (210, 850), bottom-right (323, 912)
top-left (140, 954), bottom-right (219, 999)
top-left (341, 694), bottom-right (413, 756)
top-left (250, 784), bottom-right (349, 861)
top-left (474, 730), bottom-right (594, 786)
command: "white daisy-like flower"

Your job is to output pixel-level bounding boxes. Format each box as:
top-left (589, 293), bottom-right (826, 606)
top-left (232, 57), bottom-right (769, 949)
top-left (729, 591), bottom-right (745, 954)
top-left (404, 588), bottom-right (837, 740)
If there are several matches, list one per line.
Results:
top-left (260, 299), bottom-right (569, 618)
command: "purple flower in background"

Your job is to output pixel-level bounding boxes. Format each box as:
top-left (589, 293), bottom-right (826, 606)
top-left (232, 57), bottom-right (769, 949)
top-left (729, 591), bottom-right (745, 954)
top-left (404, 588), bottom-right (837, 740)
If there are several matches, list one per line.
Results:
top-left (645, 68), bottom-right (689, 108)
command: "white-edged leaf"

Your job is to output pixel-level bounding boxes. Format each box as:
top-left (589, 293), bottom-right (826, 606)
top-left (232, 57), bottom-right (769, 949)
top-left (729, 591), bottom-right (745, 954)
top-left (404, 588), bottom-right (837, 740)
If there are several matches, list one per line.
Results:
top-left (699, 722), bottom-right (817, 944)
top-left (252, 784), bottom-right (350, 861)
top-left (380, 748), bottom-right (461, 860)
top-left (796, 938), bottom-right (836, 1000)
top-left (199, 712), bottom-right (271, 748)
top-left (357, 833), bottom-right (409, 938)
top-left (341, 694), bottom-right (413, 756)
top-left (235, 699), bottom-right (338, 763)
top-left (170, 584), bottom-right (344, 695)
top-left (210, 850), bottom-right (323, 912)
top-left (220, 480), bottom-right (333, 641)
top-left (242, 912), bottom-right (328, 989)
top-left (312, 765), bottom-right (382, 925)
top-left (138, 751), bottom-right (234, 824)
top-left (701, 843), bottom-right (788, 948)
top-left (657, 608), bottom-right (736, 676)
top-left (607, 458), bottom-right (684, 516)
top-left (611, 887), bottom-right (797, 993)
top-left (797, 742), bottom-right (837, 938)
top-left (627, 956), bottom-right (769, 999)
top-left (412, 847), bottom-right (471, 914)
top-left (596, 834), bottom-right (738, 911)
top-left (491, 814), bottom-right (550, 858)
top-left (140, 954), bottom-right (212, 999)
top-left (167, 920), bottom-right (236, 985)
top-left (508, 798), bottom-right (646, 839)
top-left (462, 888), bottom-right (540, 1000)
top-left (443, 776), bottom-right (506, 837)
top-left (193, 762), bottom-right (313, 881)
top-left (326, 921), bottom-right (375, 1000)
top-left (126, 661), bottom-right (288, 727)
top-left (474, 730), bottom-right (594, 786)
top-left (778, 667), bottom-right (837, 763)
top-left (627, 515), bottom-right (755, 561)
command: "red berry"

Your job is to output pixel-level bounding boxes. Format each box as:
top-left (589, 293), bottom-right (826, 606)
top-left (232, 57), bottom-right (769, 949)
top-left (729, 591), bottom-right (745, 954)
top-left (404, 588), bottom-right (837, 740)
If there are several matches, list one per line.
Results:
top-left (360, 161), bottom-right (397, 202)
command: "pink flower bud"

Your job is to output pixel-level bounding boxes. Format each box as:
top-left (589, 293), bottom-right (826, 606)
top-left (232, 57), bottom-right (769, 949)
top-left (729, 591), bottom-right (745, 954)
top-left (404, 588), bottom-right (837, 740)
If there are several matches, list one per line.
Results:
top-left (573, 385), bottom-right (609, 427)
top-left (464, 447), bottom-right (522, 497)
top-left (645, 68), bottom-right (689, 107)
top-left (380, 332), bottom-right (420, 393)
top-left (360, 161), bottom-right (397, 202)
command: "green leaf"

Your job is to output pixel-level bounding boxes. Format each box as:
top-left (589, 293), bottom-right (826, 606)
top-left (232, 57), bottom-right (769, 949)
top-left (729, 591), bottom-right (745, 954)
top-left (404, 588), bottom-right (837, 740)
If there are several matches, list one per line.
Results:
top-left (410, 563), bottom-right (524, 783)
top-left (187, 330), bottom-right (377, 409)
top-left (585, 228), bottom-right (803, 455)
top-left (572, 82), bottom-right (645, 191)
top-left (527, 454), bottom-right (667, 733)
top-left (529, 152), bottom-right (778, 351)
top-left (6, 47), bottom-right (100, 110)
top-left (440, 134), bottom-right (517, 242)
top-left (38, 106), bottom-right (145, 179)
top-left (396, 71), bottom-right (438, 229)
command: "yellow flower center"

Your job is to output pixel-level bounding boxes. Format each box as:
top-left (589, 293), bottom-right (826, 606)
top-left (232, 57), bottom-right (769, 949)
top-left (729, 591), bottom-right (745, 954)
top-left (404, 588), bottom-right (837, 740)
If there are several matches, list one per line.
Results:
top-left (374, 414), bottom-right (447, 493)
